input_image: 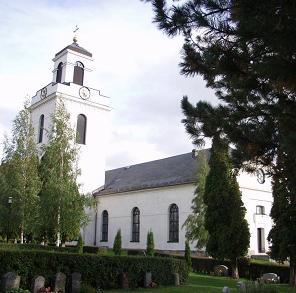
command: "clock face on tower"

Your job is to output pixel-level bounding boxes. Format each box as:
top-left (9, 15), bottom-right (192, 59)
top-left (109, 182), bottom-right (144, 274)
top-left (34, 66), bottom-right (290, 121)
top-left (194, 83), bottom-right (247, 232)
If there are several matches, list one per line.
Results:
top-left (256, 168), bottom-right (265, 184)
top-left (79, 86), bottom-right (90, 100)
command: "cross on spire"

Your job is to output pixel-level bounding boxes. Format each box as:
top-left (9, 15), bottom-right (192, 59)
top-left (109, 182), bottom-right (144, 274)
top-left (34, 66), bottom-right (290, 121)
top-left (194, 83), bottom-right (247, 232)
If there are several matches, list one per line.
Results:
top-left (73, 25), bottom-right (79, 43)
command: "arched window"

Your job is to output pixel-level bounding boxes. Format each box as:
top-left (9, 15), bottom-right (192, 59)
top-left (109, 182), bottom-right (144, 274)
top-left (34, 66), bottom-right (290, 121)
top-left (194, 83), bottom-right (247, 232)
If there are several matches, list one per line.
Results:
top-left (73, 61), bottom-right (84, 85)
top-left (76, 114), bottom-right (87, 144)
top-left (38, 114), bottom-right (44, 143)
top-left (169, 204), bottom-right (179, 242)
top-left (56, 62), bottom-right (63, 83)
top-left (132, 207), bottom-right (140, 242)
top-left (101, 210), bottom-right (108, 242)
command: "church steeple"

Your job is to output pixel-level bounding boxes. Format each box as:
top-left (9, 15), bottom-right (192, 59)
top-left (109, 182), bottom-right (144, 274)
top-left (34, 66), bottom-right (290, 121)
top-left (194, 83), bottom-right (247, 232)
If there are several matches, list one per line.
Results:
top-left (52, 38), bottom-right (93, 85)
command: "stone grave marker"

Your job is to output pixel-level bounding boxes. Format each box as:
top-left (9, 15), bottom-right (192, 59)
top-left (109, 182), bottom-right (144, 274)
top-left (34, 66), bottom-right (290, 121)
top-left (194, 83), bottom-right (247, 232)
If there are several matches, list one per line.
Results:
top-left (144, 272), bottom-right (152, 288)
top-left (1, 272), bottom-right (20, 292)
top-left (173, 273), bottom-right (180, 286)
top-left (71, 272), bottom-right (81, 293)
top-left (120, 273), bottom-right (129, 289)
top-left (54, 272), bottom-right (66, 293)
top-left (32, 276), bottom-right (45, 293)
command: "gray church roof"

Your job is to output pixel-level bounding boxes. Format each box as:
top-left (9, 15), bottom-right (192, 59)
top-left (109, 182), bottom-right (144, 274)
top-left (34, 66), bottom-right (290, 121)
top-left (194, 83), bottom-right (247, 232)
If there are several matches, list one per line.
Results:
top-left (94, 151), bottom-right (209, 196)
top-left (55, 42), bottom-right (92, 58)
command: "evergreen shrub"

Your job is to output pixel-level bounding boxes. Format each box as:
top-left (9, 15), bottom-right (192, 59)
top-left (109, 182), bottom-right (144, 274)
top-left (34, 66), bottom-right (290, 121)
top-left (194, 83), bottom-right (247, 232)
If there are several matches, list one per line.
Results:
top-left (113, 229), bottom-right (122, 256)
top-left (0, 243), bottom-right (78, 253)
top-left (155, 252), bottom-right (289, 283)
top-left (82, 246), bottom-right (108, 255)
top-left (0, 249), bottom-right (188, 289)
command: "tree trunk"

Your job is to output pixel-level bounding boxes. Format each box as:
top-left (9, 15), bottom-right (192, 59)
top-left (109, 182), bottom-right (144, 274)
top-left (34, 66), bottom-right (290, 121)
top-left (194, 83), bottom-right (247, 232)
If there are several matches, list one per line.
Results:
top-left (20, 228), bottom-right (24, 244)
top-left (231, 259), bottom-right (239, 279)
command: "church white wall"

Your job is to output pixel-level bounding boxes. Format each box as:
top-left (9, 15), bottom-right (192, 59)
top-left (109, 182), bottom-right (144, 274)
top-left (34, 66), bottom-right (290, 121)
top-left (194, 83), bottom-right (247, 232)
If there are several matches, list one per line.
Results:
top-left (91, 184), bottom-right (196, 251)
top-left (87, 172), bottom-right (273, 256)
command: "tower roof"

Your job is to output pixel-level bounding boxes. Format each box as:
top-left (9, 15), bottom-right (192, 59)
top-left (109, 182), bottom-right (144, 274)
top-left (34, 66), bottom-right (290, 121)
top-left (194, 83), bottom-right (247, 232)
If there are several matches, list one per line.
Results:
top-left (55, 42), bottom-right (92, 58)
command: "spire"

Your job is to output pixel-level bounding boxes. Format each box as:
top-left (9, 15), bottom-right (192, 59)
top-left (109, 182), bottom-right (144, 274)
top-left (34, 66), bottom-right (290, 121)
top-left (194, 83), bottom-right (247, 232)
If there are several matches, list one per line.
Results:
top-left (73, 25), bottom-right (79, 43)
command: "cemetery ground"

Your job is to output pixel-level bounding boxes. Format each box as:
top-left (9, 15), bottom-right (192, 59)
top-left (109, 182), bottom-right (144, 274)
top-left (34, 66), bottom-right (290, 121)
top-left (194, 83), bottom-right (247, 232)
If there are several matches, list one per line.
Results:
top-left (106, 273), bottom-right (296, 293)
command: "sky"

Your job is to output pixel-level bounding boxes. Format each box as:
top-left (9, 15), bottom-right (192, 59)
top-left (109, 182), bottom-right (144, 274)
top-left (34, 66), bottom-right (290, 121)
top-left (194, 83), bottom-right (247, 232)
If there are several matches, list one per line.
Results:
top-left (0, 0), bottom-right (217, 170)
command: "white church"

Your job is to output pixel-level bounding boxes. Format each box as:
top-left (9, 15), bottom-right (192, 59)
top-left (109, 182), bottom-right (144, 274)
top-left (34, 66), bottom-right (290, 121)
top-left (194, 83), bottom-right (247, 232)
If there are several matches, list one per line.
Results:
top-left (30, 38), bottom-right (273, 256)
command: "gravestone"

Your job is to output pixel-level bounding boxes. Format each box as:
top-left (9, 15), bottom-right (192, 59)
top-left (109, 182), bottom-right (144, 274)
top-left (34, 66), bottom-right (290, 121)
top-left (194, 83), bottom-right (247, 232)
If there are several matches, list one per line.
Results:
top-left (144, 272), bottom-right (152, 288)
top-left (173, 273), bottom-right (180, 286)
top-left (214, 265), bottom-right (229, 276)
top-left (71, 272), bottom-right (81, 293)
top-left (222, 286), bottom-right (230, 293)
top-left (1, 272), bottom-right (20, 292)
top-left (32, 276), bottom-right (45, 293)
top-left (120, 273), bottom-right (129, 289)
top-left (54, 272), bottom-right (66, 293)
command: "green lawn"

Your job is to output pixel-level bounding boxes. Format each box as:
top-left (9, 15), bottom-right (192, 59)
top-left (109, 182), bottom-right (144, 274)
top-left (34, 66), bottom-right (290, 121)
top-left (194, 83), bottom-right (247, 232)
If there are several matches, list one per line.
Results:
top-left (106, 273), bottom-right (296, 293)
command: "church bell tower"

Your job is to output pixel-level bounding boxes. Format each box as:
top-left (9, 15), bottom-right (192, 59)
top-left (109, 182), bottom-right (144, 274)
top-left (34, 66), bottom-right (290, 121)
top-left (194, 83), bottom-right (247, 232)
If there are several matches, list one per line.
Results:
top-left (30, 36), bottom-right (111, 194)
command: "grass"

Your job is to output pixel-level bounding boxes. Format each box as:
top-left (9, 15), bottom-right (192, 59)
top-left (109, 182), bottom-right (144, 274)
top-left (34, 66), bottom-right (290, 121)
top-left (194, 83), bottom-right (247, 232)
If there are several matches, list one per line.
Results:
top-left (105, 273), bottom-right (296, 293)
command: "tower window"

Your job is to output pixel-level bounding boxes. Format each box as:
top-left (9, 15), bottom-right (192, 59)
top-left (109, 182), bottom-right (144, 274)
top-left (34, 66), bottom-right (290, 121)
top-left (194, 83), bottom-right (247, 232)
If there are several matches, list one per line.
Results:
top-left (38, 114), bottom-right (44, 143)
top-left (169, 203), bottom-right (179, 242)
top-left (131, 207), bottom-right (140, 242)
top-left (56, 62), bottom-right (63, 83)
top-left (73, 61), bottom-right (84, 86)
top-left (76, 114), bottom-right (87, 144)
top-left (101, 210), bottom-right (108, 242)
top-left (256, 205), bottom-right (265, 215)
top-left (257, 228), bottom-right (265, 253)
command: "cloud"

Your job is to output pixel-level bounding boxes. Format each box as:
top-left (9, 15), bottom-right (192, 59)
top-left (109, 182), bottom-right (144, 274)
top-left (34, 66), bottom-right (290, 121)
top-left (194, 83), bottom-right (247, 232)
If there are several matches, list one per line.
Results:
top-left (0, 0), bottom-right (217, 171)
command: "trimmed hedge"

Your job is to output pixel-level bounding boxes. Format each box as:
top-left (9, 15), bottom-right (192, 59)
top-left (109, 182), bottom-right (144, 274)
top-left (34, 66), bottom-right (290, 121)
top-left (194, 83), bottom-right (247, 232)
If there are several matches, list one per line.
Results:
top-left (155, 252), bottom-right (289, 283)
top-left (0, 243), bottom-right (78, 253)
top-left (0, 249), bottom-right (188, 289)
top-left (82, 246), bottom-right (108, 255)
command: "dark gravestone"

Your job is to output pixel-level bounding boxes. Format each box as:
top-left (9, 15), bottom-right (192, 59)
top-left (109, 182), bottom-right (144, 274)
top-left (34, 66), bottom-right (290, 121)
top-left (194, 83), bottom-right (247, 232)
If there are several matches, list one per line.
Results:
top-left (54, 272), bottom-right (66, 293)
top-left (120, 273), bottom-right (129, 289)
top-left (1, 272), bottom-right (20, 292)
top-left (32, 276), bottom-right (45, 293)
top-left (173, 273), bottom-right (180, 286)
top-left (144, 272), bottom-right (152, 288)
top-left (71, 272), bottom-right (81, 293)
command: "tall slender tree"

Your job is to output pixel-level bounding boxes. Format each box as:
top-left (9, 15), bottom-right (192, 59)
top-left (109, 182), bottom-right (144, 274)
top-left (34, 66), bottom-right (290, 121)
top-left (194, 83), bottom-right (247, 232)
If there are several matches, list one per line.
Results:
top-left (144, 0), bottom-right (296, 285)
top-left (0, 100), bottom-right (41, 242)
top-left (204, 135), bottom-right (249, 279)
top-left (37, 100), bottom-right (89, 245)
top-left (183, 150), bottom-right (209, 249)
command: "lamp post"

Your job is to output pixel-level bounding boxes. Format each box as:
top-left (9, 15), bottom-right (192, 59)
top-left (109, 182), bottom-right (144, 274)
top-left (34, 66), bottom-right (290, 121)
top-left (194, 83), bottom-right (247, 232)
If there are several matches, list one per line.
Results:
top-left (7, 196), bottom-right (12, 242)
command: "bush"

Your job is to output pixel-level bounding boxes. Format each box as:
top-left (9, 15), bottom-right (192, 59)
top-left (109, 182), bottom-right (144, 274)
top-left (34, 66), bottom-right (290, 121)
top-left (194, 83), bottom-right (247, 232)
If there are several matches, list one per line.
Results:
top-left (77, 235), bottom-right (83, 254)
top-left (113, 229), bottom-right (122, 256)
top-left (0, 243), bottom-right (78, 253)
top-left (155, 252), bottom-right (289, 283)
top-left (146, 230), bottom-right (155, 256)
top-left (184, 240), bottom-right (192, 271)
top-left (82, 246), bottom-right (108, 255)
top-left (0, 249), bottom-right (188, 289)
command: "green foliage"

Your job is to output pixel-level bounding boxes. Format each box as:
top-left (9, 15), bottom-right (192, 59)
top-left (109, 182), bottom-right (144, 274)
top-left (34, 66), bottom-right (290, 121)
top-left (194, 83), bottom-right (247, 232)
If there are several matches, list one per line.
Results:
top-left (239, 282), bottom-right (280, 293)
top-left (0, 242), bottom-right (79, 253)
top-left (146, 230), bottom-right (155, 256)
top-left (77, 234), bottom-right (83, 253)
top-left (0, 100), bottom-right (41, 241)
top-left (204, 136), bottom-right (250, 278)
top-left (80, 284), bottom-right (101, 293)
top-left (183, 150), bottom-right (209, 249)
top-left (184, 239), bottom-right (192, 271)
top-left (7, 289), bottom-right (31, 293)
top-left (145, 0), bottom-right (296, 285)
top-left (0, 249), bottom-right (188, 289)
top-left (113, 229), bottom-right (122, 256)
top-left (36, 100), bottom-right (89, 243)
top-left (82, 246), bottom-right (107, 255)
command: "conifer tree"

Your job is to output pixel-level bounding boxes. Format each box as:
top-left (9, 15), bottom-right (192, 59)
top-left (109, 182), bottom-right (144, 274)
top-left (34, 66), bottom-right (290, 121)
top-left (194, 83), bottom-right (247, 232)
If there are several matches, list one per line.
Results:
top-left (0, 100), bottom-right (41, 242)
top-left (146, 229), bottom-right (155, 256)
top-left (183, 150), bottom-right (209, 249)
top-left (204, 135), bottom-right (249, 279)
top-left (37, 100), bottom-right (89, 245)
top-left (144, 0), bottom-right (296, 285)
top-left (113, 229), bottom-right (122, 256)
top-left (184, 239), bottom-right (192, 272)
